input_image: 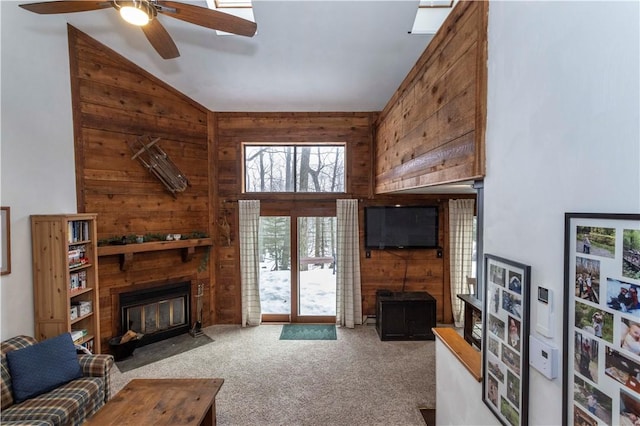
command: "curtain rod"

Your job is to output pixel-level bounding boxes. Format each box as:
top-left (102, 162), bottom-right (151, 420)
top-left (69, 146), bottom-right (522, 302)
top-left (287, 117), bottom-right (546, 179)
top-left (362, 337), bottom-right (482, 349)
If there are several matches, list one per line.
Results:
top-left (222, 198), bottom-right (363, 204)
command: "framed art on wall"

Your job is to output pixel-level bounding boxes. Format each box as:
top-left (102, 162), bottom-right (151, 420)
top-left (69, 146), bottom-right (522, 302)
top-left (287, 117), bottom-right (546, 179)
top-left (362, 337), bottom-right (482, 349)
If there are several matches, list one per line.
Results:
top-left (482, 253), bottom-right (531, 426)
top-left (1, 207), bottom-right (10, 275)
top-left (563, 213), bottom-right (640, 426)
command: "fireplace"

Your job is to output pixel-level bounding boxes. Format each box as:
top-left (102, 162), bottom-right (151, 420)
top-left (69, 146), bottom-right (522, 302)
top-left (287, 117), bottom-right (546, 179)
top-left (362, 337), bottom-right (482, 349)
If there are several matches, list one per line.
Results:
top-left (118, 281), bottom-right (191, 347)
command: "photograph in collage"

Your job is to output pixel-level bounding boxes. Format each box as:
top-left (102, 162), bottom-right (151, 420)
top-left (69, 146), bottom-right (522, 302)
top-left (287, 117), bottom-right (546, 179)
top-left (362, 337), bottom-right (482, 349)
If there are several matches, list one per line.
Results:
top-left (620, 390), bottom-right (640, 426)
top-left (508, 271), bottom-right (522, 295)
top-left (489, 314), bottom-right (505, 340)
top-left (488, 374), bottom-right (499, 407)
top-left (488, 336), bottom-right (500, 358)
top-left (576, 256), bottom-right (601, 303)
top-left (488, 358), bottom-right (505, 383)
top-left (506, 370), bottom-right (521, 408)
top-left (490, 263), bottom-right (506, 287)
top-left (575, 300), bottom-right (614, 343)
top-left (575, 331), bottom-right (599, 383)
top-left (623, 229), bottom-right (640, 280)
top-left (574, 405), bottom-right (597, 426)
top-left (576, 226), bottom-right (616, 258)
top-left (605, 346), bottom-right (640, 393)
top-left (502, 290), bottom-right (522, 319)
top-left (500, 396), bottom-right (519, 426)
top-left (489, 284), bottom-right (501, 315)
top-left (619, 318), bottom-right (640, 357)
top-left (502, 342), bottom-right (521, 376)
top-left (608, 278), bottom-right (640, 318)
top-left (574, 375), bottom-right (612, 424)
top-left (507, 316), bottom-right (521, 351)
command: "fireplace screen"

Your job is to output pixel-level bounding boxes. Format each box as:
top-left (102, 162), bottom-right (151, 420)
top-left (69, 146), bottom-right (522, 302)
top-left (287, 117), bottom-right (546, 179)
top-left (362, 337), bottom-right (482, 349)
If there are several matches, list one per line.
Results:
top-left (126, 296), bottom-right (186, 334)
top-left (119, 281), bottom-right (191, 345)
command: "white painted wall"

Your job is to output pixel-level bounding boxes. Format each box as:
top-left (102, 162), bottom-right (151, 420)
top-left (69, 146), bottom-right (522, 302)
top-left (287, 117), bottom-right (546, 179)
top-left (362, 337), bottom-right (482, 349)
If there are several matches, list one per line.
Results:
top-left (435, 338), bottom-right (496, 425)
top-left (438, 1), bottom-right (640, 424)
top-left (0, 3), bottom-right (78, 339)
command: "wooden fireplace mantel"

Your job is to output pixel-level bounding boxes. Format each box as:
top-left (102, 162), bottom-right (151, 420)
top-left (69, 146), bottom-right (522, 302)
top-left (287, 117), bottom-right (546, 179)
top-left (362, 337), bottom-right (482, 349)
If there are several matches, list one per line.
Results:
top-left (98, 238), bottom-right (213, 271)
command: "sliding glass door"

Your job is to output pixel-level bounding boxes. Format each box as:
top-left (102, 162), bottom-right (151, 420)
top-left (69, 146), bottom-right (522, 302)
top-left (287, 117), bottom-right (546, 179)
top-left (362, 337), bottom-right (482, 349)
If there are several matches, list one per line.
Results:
top-left (298, 216), bottom-right (336, 318)
top-left (259, 214), bottom-right (336, 323)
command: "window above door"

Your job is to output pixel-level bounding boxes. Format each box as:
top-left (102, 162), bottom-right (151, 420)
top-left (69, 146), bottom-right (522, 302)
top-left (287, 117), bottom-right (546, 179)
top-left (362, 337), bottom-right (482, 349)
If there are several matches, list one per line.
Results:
top-left (243, 143), bottom-right (346, 193)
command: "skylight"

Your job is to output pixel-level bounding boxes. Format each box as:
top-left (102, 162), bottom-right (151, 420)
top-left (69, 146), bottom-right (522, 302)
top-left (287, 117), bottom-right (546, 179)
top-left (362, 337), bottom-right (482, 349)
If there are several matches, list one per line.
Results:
top-left (419, 0), bottom-right (454, 8)
top-left (411, 0), bottom-right (456, 35)
top-left (213, 0), bottom-right (252, 8)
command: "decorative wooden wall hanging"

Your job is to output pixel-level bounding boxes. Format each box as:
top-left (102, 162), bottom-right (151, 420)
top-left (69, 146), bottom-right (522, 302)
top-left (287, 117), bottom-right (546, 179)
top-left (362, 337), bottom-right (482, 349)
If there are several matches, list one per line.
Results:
top-left (128, 136), bottom-right (190, 197)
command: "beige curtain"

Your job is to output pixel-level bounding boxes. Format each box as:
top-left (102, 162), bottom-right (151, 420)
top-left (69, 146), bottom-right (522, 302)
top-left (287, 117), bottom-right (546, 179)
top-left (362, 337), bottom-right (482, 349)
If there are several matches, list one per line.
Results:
top-left (239, 200), bottom-right (261, 327)
top-left (336, 199), bottom-right (362, 328)
top-left (449, 199), bottom-right (475, 327)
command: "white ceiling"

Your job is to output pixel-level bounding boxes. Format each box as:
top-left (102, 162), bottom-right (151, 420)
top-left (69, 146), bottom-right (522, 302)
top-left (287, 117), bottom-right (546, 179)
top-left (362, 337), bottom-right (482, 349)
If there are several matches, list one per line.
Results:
top-left (6, 0), bottom-right (442, 112)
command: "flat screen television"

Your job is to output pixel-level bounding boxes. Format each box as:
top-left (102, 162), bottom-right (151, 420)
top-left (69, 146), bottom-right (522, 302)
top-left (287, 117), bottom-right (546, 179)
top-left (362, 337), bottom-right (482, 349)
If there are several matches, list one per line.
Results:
top-left (365, 205), bottom-right (439, 249)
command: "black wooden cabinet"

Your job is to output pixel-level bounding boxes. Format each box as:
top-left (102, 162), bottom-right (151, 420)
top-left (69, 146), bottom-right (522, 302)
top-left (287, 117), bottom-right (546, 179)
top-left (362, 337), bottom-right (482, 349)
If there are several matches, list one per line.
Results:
top-left (376, 290), bottom-right (436, 341)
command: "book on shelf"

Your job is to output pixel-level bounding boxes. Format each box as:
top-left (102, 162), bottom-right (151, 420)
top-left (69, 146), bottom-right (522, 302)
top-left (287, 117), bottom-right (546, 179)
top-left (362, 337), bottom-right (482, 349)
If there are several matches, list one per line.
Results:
top-left (68, 244), bottom-right (88, 268)
top-left (67, 220), bottom-right (90, 244)
top-left (71, 300), bottom-right (92, 316)
top-left (80, 339), bottom-right (94, 354)
top-left (69, 270), bottom-right (88, 291)
top-left (70, 329), bottom-right (86, 343)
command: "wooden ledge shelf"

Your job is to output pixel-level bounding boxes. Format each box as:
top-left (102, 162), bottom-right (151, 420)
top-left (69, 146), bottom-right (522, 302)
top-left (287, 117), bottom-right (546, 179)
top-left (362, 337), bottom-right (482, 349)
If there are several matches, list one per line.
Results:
top-left (433, 327), bottom-right (482, 382)
top-left (97, 238), bottom-right (212, 271)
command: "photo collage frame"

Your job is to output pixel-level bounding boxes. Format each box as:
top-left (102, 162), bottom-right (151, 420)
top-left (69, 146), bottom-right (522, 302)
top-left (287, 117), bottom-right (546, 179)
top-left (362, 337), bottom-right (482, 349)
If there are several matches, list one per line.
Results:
top-left (483, 253), bottom-right (531, 426)
top-left (563, 213), bottom-right (640, 426)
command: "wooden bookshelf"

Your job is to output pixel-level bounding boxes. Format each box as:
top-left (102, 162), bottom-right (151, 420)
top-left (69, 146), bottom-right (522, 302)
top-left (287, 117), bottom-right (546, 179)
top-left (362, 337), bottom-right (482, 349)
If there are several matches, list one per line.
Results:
top-left (31, 214), bottom-right (101, 353)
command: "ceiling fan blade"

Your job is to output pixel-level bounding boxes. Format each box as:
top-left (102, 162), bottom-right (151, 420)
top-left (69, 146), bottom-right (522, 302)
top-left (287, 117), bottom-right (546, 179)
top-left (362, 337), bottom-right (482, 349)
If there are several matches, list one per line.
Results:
top-left (19, 1), bottom-right (112, 14)
top-left (156, 1), bottom-right (257, 37)
top-left (141, 18), bottom-right (180, 60)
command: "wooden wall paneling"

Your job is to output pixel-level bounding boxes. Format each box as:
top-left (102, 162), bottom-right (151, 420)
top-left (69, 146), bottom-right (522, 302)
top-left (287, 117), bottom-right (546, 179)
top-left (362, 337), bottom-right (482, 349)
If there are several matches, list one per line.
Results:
top-left (214, 112), bottom-right (380, 323)
top-left (475, 1), bottom-right (489, 176)
top-left (379, 80), bottom-right (476, 171)
top-left (69, 26), bottom-right (212, 352)
top-left (374, 0), bottom-right (486, 193)
top-left (379, 1), bottom-right (477, 120)
top-left (209, 111), bottom-right (218, 327)
top-left (68, 25), bottom-right (86, 211)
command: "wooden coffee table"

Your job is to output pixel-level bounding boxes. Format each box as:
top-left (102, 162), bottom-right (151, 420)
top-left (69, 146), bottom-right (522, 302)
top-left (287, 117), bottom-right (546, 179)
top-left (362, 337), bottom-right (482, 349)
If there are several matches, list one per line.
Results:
top-left (85, 378), bottom-right (224, 425)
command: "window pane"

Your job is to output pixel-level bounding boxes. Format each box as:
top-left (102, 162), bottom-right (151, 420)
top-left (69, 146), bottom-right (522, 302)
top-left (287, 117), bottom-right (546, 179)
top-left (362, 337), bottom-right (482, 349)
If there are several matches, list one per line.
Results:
top-left (259, 216), bottom-right (291, 314)
top-left (298, 216), bottom-right (337, 315)
top-left (295, 146), bottom-right (344, 192)
top-left (245, 146), bottom-right (294, 192)
top-left (245, 144), bottom-right (344, 193)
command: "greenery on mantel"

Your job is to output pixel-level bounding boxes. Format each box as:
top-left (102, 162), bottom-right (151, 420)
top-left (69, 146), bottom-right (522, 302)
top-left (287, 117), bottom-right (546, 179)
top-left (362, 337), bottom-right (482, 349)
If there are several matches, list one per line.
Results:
top-left (98, 230), bottom-right (209, 247)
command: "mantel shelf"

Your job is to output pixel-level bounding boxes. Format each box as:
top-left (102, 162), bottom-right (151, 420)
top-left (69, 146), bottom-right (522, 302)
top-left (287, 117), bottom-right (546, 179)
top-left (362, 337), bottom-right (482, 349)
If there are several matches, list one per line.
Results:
top-left (97, 238), bottom-right (212, 271)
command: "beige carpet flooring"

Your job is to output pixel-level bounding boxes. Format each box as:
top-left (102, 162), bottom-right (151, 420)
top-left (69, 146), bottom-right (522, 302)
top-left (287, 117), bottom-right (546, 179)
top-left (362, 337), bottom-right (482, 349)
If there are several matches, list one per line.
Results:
top-left (111, 324), bottom-right (435, 425)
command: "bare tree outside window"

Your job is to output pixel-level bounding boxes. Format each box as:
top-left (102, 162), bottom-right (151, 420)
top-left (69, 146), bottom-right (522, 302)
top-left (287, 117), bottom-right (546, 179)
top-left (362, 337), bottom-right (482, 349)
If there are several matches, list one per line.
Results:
top-left (244, 144), bottom-right (345, 193)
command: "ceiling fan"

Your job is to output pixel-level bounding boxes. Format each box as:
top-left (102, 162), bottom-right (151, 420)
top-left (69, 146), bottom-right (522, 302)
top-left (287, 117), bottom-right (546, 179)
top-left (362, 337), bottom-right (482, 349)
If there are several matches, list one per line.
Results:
top-left (18, 0), bottom-right (258, 60)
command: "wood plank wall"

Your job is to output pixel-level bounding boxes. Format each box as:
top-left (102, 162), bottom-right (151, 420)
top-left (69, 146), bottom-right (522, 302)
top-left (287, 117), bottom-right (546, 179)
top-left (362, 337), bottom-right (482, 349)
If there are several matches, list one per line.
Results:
top-left (68, 26), bottom-right (213, 351)
top-left (214, 112), bottom-right (377, 323)
top-left (65, 18), bottom-right (482, 351)
top-left (374, 1), bottom-right (488, 193)
top-left (214, 113), bottom-right (459, 323)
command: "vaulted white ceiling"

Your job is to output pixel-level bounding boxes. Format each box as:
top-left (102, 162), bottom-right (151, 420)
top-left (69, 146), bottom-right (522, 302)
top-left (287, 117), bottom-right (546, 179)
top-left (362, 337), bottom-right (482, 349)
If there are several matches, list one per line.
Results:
top-left (3, 0), bottom-right (444, 112)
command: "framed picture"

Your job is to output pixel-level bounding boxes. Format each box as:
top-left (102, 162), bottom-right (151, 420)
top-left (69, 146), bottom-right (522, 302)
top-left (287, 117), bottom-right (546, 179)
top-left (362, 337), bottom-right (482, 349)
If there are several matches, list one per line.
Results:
top-left (482, 253), bottom-right (531, 426)
top-left (1, 207), bottom-right (10, 275)
top-left (563, 213), bottom-right (640, 426)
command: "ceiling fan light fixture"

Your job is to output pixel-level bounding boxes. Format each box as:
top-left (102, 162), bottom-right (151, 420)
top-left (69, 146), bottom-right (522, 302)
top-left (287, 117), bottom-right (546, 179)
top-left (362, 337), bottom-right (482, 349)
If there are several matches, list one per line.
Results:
top-left (119, 0), bottom-right (154, 26)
